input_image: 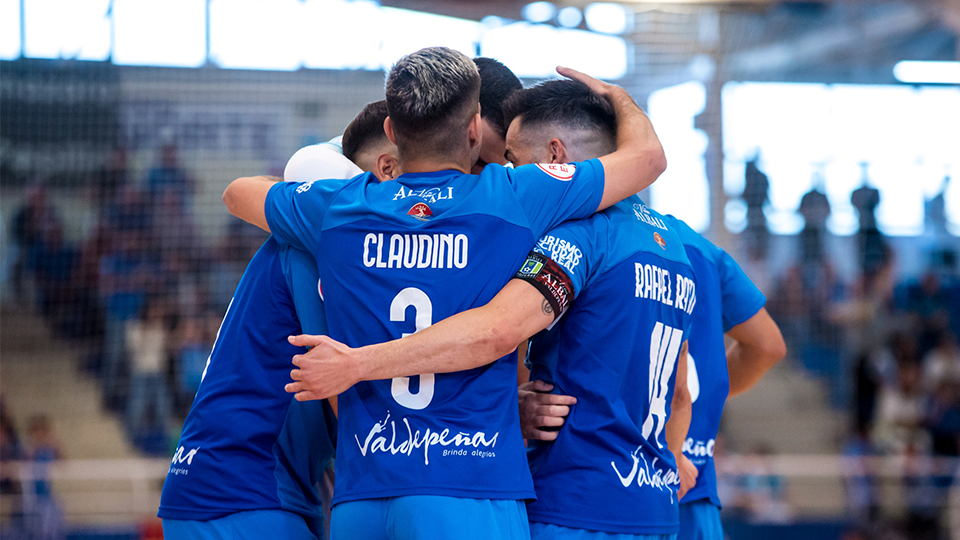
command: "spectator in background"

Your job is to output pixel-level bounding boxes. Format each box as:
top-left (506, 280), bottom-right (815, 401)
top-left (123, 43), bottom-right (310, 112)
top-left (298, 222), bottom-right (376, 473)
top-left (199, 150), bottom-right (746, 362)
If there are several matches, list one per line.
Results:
top-left (92, 148), bottom-right (129, 211)
top-left (905, 271), bottom-right (953, 359)
top-left (851, 181), bottom-right (885, 275)
top-left (1, 405), bottom-right (24, 529)
top-left (207, 219), bottom-right (267, 311)
top-left (147, 144), bottom-right (194, 210)
top-left (124, 298), bottom-right (173, 452)
top-left (798, 181), bottom-right (830, 274)
top-left (873, 337), bottom-right (927, 455)
top-left (11, 183), bottom-right (58, 306)
top-left (98, 228), bottom-right (156, 411)
top-left (922, 330), bottom-right (960, 394)
top-left (173, 316), bottom-right (209, 416)
top-left (26, 220), bottom-right (84, 339)
top-left (739, 444), bottom-right (792, 525)
top-left (24, 415), bottom-right (64, 540)
top-left (842, 425), bottom-right (880, 526)
top-left (742, 157), bottom-right (770, 261)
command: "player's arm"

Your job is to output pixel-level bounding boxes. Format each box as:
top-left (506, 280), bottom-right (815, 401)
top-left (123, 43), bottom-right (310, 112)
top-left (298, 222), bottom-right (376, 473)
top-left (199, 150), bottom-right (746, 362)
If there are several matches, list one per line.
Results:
top-left (725, 307), bottom-right (787, 397)
top-left (286, 279), bottom-right (555, 401)
top-left (558, 67), bottom-right (666, 211)
top-left (665, 341), bottom-right (697, 499)
top-left (222, 175), bottom-right (281, 232)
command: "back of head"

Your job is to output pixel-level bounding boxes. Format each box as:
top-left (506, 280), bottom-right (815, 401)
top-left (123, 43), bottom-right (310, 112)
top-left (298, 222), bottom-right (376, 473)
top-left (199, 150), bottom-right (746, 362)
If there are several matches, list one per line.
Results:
top-left (474, 57), bottom-right (522, 139)
top-left (385, 47), bottom-right (481, 161)
top-left (342, 100), bottom-right (390, 165)
top-left (503, 79), bottom-right (616, 159)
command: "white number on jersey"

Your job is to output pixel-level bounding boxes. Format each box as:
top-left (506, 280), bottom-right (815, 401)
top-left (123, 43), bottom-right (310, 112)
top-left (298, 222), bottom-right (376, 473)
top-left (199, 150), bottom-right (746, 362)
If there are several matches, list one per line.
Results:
top-left (641, 322), bottom-right (684, 448)
top-left (200, 297), bottom-right (234, 385)
top-left (389, 287), bottom-right (436, 410)
top-left (687, 352), bottom-right (700, 403)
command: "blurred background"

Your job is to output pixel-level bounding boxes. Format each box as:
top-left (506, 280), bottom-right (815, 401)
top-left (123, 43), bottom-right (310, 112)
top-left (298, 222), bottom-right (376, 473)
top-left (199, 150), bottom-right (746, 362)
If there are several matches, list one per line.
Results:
top-left (1, 0), bottom-right (959, 538)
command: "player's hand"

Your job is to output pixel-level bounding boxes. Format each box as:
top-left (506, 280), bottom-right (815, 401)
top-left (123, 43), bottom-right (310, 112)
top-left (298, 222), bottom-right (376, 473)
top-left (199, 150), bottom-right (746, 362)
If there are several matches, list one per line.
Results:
top-left (285, 334), bottom-right (361, 401)
top-left (556, 66), bottom-right (625, 102)
top-left (518, 380), bottom-right (577, 441)
top-left (677, 454), bottom-right (699, 501)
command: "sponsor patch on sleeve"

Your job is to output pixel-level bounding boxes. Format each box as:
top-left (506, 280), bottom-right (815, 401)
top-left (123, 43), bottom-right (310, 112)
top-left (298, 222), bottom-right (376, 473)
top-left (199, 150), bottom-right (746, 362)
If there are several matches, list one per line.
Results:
top-left (514, 251), bottom-right (575, 320)
top-left (535, 163), bottom-right (576, 181)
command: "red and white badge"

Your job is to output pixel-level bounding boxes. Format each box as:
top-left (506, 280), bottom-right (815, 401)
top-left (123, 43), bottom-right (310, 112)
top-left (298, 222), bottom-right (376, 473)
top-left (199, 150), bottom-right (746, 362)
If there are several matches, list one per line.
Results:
top-left (535, 163), bottom-right (577, 181)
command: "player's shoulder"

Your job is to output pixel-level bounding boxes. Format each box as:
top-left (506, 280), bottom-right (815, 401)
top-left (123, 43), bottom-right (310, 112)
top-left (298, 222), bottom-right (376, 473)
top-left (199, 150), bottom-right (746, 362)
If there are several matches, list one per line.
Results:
top-left (606, 197), bottom-right (685, 254)
top-left (662, 213), bottom-right (725, 261)
top-left (501, 159), bottom-right (600, 183)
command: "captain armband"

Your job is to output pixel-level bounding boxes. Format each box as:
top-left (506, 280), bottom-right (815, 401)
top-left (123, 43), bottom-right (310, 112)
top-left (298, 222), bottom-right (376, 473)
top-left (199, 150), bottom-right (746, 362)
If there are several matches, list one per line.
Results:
top-left (514, 251), bottom-right (575, 320)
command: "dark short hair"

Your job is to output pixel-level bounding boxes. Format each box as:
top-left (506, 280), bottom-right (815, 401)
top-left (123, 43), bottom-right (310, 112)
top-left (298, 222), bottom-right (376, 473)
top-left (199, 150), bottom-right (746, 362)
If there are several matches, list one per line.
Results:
top-left (342, 100), bottom-right (389, 164)
top-left (385, 47), bottom-right (481, 159)
top-left (474, 57), bottom-right (522, 138)
top-left (503, 79), bottom-right (616, 148)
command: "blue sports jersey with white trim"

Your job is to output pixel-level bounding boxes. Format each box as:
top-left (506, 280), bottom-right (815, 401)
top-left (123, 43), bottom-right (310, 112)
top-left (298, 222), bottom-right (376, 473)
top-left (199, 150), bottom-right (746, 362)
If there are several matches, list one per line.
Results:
top-left (159, 238), bottom-right (335, 536)
top-left (264, 161), bottom-right (605, 506)
top-left (525, 196), bottom-right (696, 535)
top-left (662, 215), bottom-right (766, 509)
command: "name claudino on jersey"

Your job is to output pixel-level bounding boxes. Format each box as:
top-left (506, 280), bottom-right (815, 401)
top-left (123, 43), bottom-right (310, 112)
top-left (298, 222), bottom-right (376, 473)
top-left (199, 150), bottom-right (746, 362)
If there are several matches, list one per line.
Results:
top-left (362, 232), bottom-right (469, 269)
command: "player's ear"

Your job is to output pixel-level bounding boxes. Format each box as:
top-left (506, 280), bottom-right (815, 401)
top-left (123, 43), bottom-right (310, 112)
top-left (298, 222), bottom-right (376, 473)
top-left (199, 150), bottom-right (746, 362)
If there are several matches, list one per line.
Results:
top-left (548, 138), bottom-right (569, 164)
top-left (376, 153), bottom-right (400, 182)
top-left (384, 117), bottom-right (397, 145)
top-left (467, 112), bottom-right (483, 150)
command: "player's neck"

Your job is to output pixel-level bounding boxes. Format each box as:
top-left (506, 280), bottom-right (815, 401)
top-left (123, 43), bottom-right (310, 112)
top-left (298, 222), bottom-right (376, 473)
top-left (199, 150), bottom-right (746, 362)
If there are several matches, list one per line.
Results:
top-left (399, 158), bottom-right (471, 175)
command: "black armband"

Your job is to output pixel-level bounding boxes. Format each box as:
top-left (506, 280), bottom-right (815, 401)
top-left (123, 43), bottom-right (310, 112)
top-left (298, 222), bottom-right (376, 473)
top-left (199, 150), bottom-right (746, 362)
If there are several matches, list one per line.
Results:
top-left (514, 251), bottom-right (574, 320)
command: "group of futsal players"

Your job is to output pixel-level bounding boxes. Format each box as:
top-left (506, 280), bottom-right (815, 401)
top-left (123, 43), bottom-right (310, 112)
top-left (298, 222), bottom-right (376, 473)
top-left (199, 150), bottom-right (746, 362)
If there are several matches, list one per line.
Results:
top-left (157, 46), bottom-right (787, 540)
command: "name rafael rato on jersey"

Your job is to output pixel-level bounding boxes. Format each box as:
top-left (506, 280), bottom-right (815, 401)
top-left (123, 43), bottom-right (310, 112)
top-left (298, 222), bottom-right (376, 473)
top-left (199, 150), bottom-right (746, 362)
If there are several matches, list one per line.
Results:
top-left (635, 262), bottom-right (696, 315)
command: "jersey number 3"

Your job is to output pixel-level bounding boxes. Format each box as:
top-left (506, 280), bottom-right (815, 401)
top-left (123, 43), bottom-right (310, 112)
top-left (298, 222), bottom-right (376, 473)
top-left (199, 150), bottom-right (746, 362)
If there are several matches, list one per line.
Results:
top-left (389, 288), bottom-right (436, 410)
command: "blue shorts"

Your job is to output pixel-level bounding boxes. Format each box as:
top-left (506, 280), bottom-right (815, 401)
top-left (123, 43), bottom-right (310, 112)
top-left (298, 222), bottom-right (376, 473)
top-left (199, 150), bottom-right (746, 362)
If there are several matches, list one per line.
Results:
top-left (530, 522), bottom-right (675, 540)
top-left (677, 500), bottom-right (723, 540)
top-left (331, 496), bottom-right (529, 540)
top-left (162, 509), bottom-right (319, 540)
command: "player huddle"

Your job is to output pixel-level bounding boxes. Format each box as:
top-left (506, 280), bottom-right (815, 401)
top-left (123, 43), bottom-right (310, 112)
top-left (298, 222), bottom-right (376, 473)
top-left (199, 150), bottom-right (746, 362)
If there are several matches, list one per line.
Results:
top-left (158, 47), bottom-right (786, 540)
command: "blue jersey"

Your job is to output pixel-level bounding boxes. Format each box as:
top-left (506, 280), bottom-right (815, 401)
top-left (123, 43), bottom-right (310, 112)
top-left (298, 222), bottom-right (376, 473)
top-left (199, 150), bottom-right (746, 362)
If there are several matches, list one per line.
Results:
top-left (523, 197), bottom-right (696, 535)
top-left (662, 215), bottom-right (766, 509)
top-left (264, 161), bottom-right (605, 506)
top-left (159, 238), bottom-right (336, 537)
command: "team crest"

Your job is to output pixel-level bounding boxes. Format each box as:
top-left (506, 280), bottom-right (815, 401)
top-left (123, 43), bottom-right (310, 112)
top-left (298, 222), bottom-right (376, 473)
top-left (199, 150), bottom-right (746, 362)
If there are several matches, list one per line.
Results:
top-left (518, 258), bottom-right (544, 276)
top-left (407, 202), bottom-right (433, 222)
top-left (653, 232), bottom-right (667, 250)
top-left (535, 163), bottom-right (576, 181)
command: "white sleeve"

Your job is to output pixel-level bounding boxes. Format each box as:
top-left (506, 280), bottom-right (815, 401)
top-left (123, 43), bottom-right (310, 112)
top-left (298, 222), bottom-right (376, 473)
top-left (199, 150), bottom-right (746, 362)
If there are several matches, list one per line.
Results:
top-left (283, 139), bottom-right (362, 183)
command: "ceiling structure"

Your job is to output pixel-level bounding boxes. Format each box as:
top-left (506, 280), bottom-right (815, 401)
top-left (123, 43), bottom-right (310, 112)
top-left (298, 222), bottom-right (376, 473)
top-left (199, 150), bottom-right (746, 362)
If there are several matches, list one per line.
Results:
top-left (385, 0), bottom-right (958, 89)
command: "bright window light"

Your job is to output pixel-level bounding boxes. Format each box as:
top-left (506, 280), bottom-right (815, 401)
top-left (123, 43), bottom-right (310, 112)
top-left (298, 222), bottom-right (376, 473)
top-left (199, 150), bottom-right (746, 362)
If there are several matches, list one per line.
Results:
top-left (210, 0), bottom-right (301, 71)
top-left (481, 22), bottom-right (628, 80)
top-left (0, 0), bottom-right (21, 60)
top-left (557, 7), bottom-right (582, 28)
top-left (60, 0), bottom-right (111, 60)
top-left (379, 8), bottom-right (481, 70)
top-left (522, 2), bottom-right (556, 24)
top-left (893, 61), bottom-right (960, 85)
top-left (585, 3), bottom-right (631, 35)
top-left (23, 0), bottom-right (111, 61)
top-left (302, 0), bottom-right (382, 70)
top-left (23, 0), bottom-right (64, 59)
top-left (647, 81), bottom-right (710, 232)
top-left (113, 0), bottom-right (206, 67)
top-left (723, 82), bottom-right (960, 236)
